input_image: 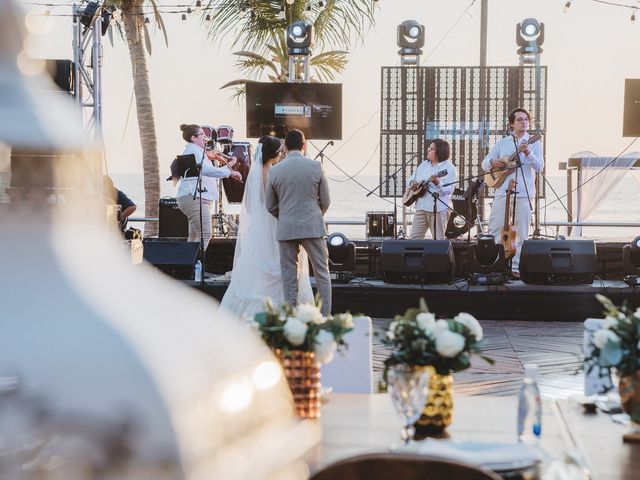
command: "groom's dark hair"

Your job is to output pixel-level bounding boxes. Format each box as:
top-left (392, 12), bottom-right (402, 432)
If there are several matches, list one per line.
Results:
top-left (285, 129), bottom-right (305, 151)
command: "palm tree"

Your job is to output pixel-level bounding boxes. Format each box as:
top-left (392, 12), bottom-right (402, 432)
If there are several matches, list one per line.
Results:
top-left (107, 0), bottom-right (168, 237)
top-left (204, 0), bottom-right (376, 91)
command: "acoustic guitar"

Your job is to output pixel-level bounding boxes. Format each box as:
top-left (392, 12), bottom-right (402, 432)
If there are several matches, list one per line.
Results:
top-left (501, 180), bottom-right (517, 260)
top-left (402, 169), bottom-right (448, 207)
top-left (484, 133), bottom-right (541, 189)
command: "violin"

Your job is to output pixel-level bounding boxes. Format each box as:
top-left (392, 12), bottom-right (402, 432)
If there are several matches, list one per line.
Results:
top-left (206, 146), bottom-right (237, 168)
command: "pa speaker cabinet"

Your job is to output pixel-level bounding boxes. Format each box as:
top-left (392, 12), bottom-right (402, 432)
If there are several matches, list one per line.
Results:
top-left (623, 79), bottom-right (640, 137)
top-left (520, 240), bottom-right (596, 285)
top-left (380, 239), bottom-right (455, 284)
top-left (143, 240), bottom-right (200, 279)
top-left (159, 197), bottom-right (188, 238)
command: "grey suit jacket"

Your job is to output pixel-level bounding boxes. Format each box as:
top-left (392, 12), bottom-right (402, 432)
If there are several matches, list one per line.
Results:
top-left (266, 151), bottom-right (331, 241)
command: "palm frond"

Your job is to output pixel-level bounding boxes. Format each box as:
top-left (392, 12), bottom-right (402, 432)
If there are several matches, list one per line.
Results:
top-left (149, 0), bottom-right (169, 47)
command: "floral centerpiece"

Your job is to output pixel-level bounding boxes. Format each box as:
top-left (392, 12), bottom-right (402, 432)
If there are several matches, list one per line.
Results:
top-left (381, 299), bottom-right (492, 433)
top-left (587, 294), bottom-right (640, 425)
top-left (252, 299), bottom-right (353, 418)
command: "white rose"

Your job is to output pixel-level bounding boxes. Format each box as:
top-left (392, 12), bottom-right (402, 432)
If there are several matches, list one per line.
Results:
top-left (283, 317), bottom-right (308, 346)
top-left (340, 313), bottom-right (355, 329)
top-left (634, 308), bottom-right (640, 320)
top-left (387, 320), bottom-right (398, 340)
top-left (416, 312), bottom-right (436, 334)
top-left (433, 319), bottom-right (450, 335)
top-left (314, 330), bottom-right (338, 364)
top-left (455, 312), bottom-right (483, 341)
top-left (604, 315), bottom-right (618, 328)
top-left (295, 303), bottom-right (325, 324)
top-left (435, 330), bottom-right (466, 358)
top-left (593, 329), bottom-right (620, 349)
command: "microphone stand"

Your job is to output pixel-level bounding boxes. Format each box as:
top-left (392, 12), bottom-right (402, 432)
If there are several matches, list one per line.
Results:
top-left (314, 140), bottom-right (334, 166)
top-left (509, 134), bottom-right (534, 274)
top-left (192, 145), bottom-right (208, 288)
top-left (366, 153), bottom-right (418, 239)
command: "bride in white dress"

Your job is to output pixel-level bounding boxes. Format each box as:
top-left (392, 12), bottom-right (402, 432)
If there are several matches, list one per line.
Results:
top-left (220, 136), bottom-right (313, 319)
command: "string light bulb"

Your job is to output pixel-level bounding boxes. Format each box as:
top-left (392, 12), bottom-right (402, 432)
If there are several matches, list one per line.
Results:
top-left (632, 9), bottom-right (637, 21)
top-left (319, 1), bottom-right (324, 6)
top-left (181, 13), bottom-right (187, 21)
top-left (563, 1), bottom-right (571, 13)
top-left (187, 7), bottom-right (192, 14)
top-left (205, 13), bottom-right (211, 21)
top-left (144, 15), bottom-right (150, 24)
top-left (195, 0), bottom-right (202, 13)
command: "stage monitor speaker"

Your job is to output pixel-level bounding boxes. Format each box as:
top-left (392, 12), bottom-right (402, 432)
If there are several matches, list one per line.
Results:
top-left (143, 240), bottom-right (200, 279)
top-left (380, 239), bottom-right (455, 284)
top-left (623, 79), bottom-right (640, 137)
top-left (519, 240), bottom-right (596, 285)
top-left (159, 197), bottom-right (188, 238)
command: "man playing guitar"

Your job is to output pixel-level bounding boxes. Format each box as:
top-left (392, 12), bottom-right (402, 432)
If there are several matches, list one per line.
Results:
top-left (406, 139), bottom-right (458, 240)
top-left (481, 108), bottom-right (544, 278)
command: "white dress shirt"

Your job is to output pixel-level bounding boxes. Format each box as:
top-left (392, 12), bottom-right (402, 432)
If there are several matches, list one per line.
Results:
top-left (481, 133), bottom-right (544, 198)
top-left (407, 159), bottom-right (458, 213)
top-left (176, 142), bottom-right (231, 201)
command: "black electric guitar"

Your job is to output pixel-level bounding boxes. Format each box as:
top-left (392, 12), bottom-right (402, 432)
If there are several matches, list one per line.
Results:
top-left (402, 169), bottom-right (448, 207)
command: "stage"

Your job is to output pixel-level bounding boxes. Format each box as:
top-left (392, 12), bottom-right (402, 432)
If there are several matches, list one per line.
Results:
top-left (178, 237), bottom-right (640, 322)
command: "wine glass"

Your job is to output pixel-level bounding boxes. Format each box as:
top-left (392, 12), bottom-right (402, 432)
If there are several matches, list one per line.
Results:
top-left (386, 364), bottom-right (432, 446)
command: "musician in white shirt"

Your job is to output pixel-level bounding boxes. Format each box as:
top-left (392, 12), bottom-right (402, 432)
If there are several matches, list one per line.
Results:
top-left (407, 139), bottom-right (458, 240)
top-left (481, 108), bottom-right (544, 277)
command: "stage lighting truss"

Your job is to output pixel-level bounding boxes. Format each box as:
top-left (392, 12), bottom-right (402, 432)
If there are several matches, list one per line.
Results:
top-left (397, 20), bottom-right (425, 66)
top-left (516, 18), bottom-right (544, 64)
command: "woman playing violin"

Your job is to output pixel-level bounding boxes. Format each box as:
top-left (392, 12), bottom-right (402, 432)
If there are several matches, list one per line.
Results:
top-left (174, 123), bottom-right (242, 249)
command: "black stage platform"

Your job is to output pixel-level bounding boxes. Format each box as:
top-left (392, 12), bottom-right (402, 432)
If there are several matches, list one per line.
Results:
top-left (170, 238), bottom-right (640, 322)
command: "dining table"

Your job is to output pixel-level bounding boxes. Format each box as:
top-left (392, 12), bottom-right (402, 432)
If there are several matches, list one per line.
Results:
top-left (303, 393), bottom-right (639, 480)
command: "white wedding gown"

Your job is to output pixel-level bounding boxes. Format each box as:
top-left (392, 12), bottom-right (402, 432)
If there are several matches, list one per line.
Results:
top-left (220, 144), bottom-right (314, 319)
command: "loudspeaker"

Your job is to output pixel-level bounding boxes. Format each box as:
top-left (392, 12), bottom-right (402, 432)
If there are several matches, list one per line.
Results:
top-left (159, 197), bottom-right (188, 238)
top-left (519, 240), bottom-right (596, 285)
top-left (143, 240), bottom-right (200, 279)
top-left (45, 60), bottom-right (74, 93)
top-left (380, 239), bottom-right (455, 284)
top-left (623, 79), bottom-right (640, 137)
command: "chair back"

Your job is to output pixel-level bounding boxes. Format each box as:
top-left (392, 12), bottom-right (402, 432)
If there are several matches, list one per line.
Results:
top-left (310, 452), bottom-right (502, 480)
top-left (321, 316), bottom-right (373, 393)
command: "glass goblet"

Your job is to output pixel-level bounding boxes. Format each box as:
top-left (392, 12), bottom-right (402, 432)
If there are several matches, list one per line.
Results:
top-left (386, 364), bottom-right (432, 445)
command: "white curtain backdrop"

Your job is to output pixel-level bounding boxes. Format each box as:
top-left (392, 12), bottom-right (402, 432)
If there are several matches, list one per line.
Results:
top-left (569, 151), bottom-right (640, 237)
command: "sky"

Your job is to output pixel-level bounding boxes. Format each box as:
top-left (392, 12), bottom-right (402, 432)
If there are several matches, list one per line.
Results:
top-left (19, 0), bottom-right (640, 178)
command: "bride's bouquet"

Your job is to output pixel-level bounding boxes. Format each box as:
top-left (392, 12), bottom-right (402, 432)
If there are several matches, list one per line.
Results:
top-left (252, 299), bottom-right (353, 364)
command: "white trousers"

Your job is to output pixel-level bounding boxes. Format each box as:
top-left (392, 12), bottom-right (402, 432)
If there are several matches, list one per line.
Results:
top-left (487, 196), bottom-right (531, 272)
top-left (176, 195), bottom-right (213, 249)
top-left (410, 210), bottom-right (450, 240)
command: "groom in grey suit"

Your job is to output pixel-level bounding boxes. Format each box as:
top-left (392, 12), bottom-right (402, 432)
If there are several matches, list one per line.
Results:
top-left (266, 129), bottom-right (332, 316)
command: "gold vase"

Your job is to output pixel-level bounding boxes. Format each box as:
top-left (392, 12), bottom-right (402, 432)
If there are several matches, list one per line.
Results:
top-left (415, 367), bottom-right (454, 435)
top-left (274, 349), bottom-right (321, 419)
top-left (618, 371), bottom-right (640, 424)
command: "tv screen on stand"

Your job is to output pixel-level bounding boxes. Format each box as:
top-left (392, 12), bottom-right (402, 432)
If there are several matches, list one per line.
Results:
top-left (246, 82), bottom-right (342, 140)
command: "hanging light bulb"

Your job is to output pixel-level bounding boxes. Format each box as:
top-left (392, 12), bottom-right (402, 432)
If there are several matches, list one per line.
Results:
top-left (306, 3), bottom-right (312, 11)
top-left (318, 0), bottom-right (324, 6)
top-left (181, 13), bottom-right (187, 21)
top-left (187, 7), bottom-right (192, 14)
top-left (205, 13), bottom-right (211, 21)
top-left (632, 9), bottom-right (637, 21)
top-left (563, 1), bottom-right (571, 13)
top-left (195, 0), bottom-right (202, 13)
top-left (250, 9), bottom-right (256, 19)
top-left (144, 15), bottom-right (150, 24)
top-left (240, 4), bottom-right (247, 16)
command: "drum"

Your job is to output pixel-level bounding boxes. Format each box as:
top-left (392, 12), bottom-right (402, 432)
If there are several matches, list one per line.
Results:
top-left (222, 142), bottom-right (252, 203)
top-left (366, 211), bottom-right (395, 239)
top-left (216, 125), bottom-right (234, 144)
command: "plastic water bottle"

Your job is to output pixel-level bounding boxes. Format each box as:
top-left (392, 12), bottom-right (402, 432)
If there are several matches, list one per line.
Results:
top-left (194, 260), bottom-right (203, 282)
top-left (517, 364), bottom-right (542, 444)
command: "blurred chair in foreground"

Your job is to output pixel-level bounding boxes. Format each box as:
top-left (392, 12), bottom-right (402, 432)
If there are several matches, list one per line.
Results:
top-left (310, 453), bottom-right (502, 480)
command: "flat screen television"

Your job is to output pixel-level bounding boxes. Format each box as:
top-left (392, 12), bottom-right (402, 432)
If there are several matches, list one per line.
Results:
top-left (246, 82), bottom-right (342, 140)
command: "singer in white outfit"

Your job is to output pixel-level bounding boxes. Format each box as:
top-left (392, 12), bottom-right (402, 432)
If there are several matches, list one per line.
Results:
top-left (481, 108), bottom-right (544, 276)
top-left (407, 139), bottom-right (458, 240)
top-left (174, 123), bottom-right (242, 249)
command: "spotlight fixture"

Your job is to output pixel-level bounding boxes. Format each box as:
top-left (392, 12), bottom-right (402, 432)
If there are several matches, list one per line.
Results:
top-left (327, 232), bottom-right (356, 282)
top-left (397, 19), bottom-right (425, 49)
top-left (78, 1), bottom-right (100, 29)
top-left (516, 17), bottom-right (544, 48)
top-left (467, 235), bottom-right (508, 285)
top-left (623, 235), bottom-right (640, 286)
top-left (563, 1), bottom-right (572, 13)
top-left (287, 20), bottom-right (314, 53)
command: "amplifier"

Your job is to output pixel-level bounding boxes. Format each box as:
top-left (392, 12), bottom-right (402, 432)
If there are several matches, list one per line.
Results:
top-left (159, 197), bottom-right (188, 238)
